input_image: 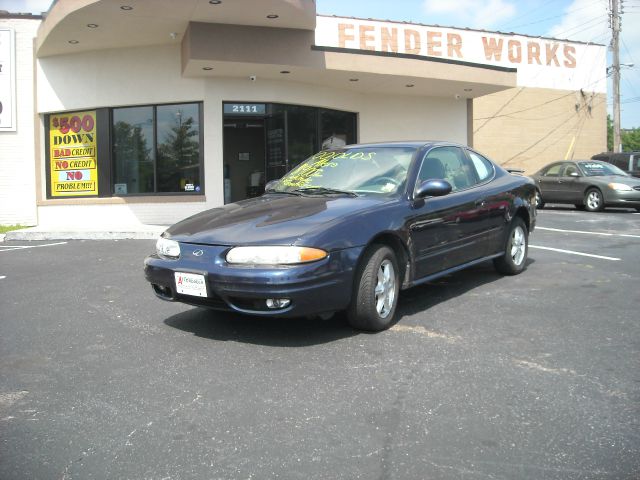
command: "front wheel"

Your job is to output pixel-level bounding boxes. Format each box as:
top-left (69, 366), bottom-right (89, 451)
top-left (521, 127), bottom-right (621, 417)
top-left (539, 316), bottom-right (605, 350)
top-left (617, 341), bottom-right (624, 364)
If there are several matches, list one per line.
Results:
top-left (535, 190), bottom-right (545, 209)
top-left (347, 245), bottom-right (400, 332)
top-left (584, 188), bottom-right (604, 212)
top-left (494, 217), bottom-right (529, 275)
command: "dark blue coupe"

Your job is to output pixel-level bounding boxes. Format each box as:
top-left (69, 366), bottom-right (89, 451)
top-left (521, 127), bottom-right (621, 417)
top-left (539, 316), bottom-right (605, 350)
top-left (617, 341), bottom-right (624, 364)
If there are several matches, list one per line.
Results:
top-left (144, 142), bottom-right (536, 331)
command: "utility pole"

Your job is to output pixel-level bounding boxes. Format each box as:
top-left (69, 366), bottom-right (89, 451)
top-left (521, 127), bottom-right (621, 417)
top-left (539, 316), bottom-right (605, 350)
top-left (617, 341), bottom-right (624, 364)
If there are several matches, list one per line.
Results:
top-left (611, 0), bottom-right (621, 152)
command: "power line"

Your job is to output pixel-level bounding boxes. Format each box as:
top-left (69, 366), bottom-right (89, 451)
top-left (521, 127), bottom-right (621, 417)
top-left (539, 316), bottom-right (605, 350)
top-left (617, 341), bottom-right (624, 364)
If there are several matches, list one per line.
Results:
top-left (503, 97), bottom-right (607, 164)
top-left (506, 0), bottom-right (605, 31)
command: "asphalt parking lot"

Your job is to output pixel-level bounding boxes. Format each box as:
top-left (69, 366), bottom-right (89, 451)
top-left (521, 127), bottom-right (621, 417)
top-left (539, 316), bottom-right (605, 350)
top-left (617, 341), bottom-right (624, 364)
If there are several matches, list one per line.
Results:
top-left (1, 207), bottom-right (639, 479)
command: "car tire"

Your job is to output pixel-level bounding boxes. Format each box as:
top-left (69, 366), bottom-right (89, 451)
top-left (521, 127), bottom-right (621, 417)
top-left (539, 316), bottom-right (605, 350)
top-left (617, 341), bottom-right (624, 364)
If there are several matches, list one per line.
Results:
top-left (535, 190), bottom-right (545, 209)
top-left (493, 217), bottom-right (528, 275)
top-left (584, 188), bottom-right (604, 212)
top-left (347, 244), bottom-right (400, 332)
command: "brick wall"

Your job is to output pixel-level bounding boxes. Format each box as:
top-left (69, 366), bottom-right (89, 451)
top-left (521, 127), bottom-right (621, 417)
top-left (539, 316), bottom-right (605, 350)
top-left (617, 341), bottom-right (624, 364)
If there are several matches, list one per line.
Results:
top-left (0, 18), bottom-right (40, 225)
top-left (473, 87), bottom-right (607, 174)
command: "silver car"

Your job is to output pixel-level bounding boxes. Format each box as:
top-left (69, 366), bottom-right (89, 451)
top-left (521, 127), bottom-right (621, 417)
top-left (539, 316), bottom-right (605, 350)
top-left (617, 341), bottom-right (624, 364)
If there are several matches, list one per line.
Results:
top-left (531, 160), bottom-right (640, 212)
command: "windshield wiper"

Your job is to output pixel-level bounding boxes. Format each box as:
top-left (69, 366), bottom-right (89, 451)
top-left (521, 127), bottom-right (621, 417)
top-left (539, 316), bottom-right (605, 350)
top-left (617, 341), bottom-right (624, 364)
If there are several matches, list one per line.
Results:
top-left (293, 187), bottom-right (359, 197)
top-left (265, 189), bottom-right (303, 196)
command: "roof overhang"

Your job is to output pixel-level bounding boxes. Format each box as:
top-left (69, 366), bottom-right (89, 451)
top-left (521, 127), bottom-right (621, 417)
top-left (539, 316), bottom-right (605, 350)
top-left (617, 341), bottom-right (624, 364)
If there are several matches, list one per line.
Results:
top-left (36, 1), bottom-right (516, 99)
top-left (36, 0), bottom-right (315, 57)
top-left (182, 22), bottom-right (517, 99)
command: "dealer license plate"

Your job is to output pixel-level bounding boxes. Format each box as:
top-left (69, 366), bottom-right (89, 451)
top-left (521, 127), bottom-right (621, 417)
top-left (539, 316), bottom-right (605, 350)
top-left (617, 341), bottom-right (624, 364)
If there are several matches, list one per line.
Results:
top-left (174, 272), bottom-right (207, 297)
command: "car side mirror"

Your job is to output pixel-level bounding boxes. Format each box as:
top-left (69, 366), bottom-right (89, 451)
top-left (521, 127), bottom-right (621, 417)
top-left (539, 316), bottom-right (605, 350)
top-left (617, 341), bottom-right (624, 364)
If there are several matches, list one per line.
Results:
top-left (264, 179), bottom-right (280, 192)
top-left (415, 179), bottom-right (453, 199)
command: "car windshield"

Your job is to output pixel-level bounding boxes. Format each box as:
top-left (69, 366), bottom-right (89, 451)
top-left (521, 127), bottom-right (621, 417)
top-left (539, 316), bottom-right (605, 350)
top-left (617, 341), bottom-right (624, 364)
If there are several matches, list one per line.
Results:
top-left (578, 161), bottom-right (628, 177)
top-left (268, 146), bottom-right (417, 195)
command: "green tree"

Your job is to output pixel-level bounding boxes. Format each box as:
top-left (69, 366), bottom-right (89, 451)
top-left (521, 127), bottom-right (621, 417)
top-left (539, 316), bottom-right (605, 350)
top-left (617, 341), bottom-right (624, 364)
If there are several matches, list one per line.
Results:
top-left (607, 115), bottom-right (640, 152)
top-left (622, 128), bottom-right (640, 151)
top-left (157, 114), bottom-right (199, 192)
top-left (112, 121), bottom-right (153, 193)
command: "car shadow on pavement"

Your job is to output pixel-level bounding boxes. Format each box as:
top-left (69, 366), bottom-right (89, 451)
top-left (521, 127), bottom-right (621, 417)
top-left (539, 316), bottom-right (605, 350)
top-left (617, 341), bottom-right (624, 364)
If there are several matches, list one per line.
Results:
top-left (394, 259), bottom-right (535, 320)
top-left (164, 259), bottom-right (535, 345)
top-left (164, 308), bottom-right (358, 347)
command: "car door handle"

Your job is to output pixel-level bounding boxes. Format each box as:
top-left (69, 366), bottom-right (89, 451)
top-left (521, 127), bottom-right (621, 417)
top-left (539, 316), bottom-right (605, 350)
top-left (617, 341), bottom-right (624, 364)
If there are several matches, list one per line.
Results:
top-left (475, 199), bottom-right (486, 207)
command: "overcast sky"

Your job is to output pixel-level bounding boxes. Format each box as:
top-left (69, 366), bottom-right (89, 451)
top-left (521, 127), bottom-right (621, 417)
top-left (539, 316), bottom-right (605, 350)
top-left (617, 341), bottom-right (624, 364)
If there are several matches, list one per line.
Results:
top-left (2, 0), bottom-right (638, 128)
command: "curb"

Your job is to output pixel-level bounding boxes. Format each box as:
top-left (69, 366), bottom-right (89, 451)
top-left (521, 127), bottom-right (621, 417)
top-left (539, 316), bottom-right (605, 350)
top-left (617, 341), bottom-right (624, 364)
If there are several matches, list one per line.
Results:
top-left (4, 230), bottom-right (163, 241)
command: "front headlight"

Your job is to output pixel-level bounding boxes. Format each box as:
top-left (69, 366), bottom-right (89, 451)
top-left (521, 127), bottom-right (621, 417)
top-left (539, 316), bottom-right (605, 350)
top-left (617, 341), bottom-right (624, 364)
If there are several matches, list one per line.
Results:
top-left (226, 246), bottom-right (328, 265)
top-left (608, 182), bottom-right (633, 192)
top-left (156, 237), bottom-right (180, 258)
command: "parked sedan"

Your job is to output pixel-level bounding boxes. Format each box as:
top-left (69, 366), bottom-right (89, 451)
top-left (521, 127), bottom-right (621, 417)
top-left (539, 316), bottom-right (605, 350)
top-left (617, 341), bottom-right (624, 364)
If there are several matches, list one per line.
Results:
top-left (144, 142), bottom-right (537, 331)
top-left (532, 160), bottom-right (640, 212)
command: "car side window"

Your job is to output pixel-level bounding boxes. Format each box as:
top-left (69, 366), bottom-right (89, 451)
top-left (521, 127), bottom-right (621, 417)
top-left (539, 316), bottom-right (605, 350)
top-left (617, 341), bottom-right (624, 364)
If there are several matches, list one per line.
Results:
top-left (633, 155), bottom-right (640, 170)
top-left (543, 164), bottom-right (562, 177)
top-left (562, 164), bottom-right (579, 176)
top-left (467, 151), bottom-right (494, 183)
top-left (416, 146), bottom-right (476, 193)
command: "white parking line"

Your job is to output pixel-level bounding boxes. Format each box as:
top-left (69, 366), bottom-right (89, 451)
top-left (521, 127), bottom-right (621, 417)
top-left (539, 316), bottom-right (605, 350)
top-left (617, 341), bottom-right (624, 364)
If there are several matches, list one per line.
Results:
top-left (530, 245), bottom-right (621, 261)
top-left (0, 242), bottom-right (67, 252)
top-left (537, 226), bottom-right (640, 239)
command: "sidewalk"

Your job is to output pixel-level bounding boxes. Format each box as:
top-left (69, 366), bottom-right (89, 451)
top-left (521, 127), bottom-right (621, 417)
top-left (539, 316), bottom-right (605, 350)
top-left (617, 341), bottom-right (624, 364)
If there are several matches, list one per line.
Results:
top-left (1, 223), bottom-right (167, 241)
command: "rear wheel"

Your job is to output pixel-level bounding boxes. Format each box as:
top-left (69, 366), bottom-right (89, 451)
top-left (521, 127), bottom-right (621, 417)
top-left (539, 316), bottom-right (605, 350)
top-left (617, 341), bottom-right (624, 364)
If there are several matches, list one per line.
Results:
top-left (494, 217), bottom-right (528, 275)
top-left (584, 188), bottom-right (604, 212)
top-left (347, 245), bottom-right (400, 332)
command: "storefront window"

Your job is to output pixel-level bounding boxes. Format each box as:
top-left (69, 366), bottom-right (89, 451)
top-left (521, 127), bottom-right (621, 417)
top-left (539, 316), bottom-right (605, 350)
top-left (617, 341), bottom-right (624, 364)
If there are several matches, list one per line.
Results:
top-left (156, 104), bottom-right (201, 193)
top-left (112, 102), bottom-right (202, 195)
top-left (112, 106), bottom-right (154, 194)
top-left (286, 105), bottom-right (317, 171)
top-left (320, 109), bottom-right (356, 149)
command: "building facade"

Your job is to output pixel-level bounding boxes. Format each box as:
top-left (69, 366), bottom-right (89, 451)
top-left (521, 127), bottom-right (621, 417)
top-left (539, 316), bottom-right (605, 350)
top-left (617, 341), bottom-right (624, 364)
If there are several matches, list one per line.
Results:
top-left (0, 0), bottom-right (606, 227)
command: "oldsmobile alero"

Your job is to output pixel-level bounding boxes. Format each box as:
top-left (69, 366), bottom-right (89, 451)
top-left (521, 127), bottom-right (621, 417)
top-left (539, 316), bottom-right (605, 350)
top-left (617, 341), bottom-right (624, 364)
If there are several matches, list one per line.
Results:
top-left (144, 142), bottom-right (536, 331)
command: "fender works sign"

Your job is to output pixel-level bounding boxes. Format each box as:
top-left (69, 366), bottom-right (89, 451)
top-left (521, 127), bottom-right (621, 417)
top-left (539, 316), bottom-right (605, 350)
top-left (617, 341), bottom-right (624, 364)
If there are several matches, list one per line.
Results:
top-left (315, 16), bottom-right (606, 93)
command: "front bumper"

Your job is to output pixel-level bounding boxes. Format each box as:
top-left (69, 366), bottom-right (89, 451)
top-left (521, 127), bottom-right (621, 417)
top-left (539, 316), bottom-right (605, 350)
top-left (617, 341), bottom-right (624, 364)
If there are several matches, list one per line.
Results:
top-left (604, 188), bottom-right (640, 209)
top-left (144, 243), bottom-right (364, 318)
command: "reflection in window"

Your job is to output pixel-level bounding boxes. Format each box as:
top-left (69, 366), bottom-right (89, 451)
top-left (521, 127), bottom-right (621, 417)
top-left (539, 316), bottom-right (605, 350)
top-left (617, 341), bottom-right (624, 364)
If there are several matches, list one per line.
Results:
top-left (157, 104), bottom-right (201, 193)
top-left (112, 103), bottom-right (202, 195)
top-left (468, 151), bottom-right (494, 182)
top-left (112, 107), bottom-right (154, 194)
top-left (286, 106), bottom-right (317, 171)
top-left (320, 109), bottom-right (356, 150)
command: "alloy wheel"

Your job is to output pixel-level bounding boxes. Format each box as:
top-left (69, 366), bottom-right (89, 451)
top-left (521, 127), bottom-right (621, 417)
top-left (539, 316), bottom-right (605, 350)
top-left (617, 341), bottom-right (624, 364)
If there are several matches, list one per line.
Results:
top-left (587, 191), bottom-right (600, 210)
top-left (510, 226), bottom-right (526, 266)
top-left (374, 259), bottom-right (396, 318)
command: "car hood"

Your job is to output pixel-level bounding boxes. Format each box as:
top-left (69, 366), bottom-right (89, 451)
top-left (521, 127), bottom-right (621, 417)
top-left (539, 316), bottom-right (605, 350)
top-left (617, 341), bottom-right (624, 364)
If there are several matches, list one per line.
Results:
top-left (165, 194), bottom-right (393, 246)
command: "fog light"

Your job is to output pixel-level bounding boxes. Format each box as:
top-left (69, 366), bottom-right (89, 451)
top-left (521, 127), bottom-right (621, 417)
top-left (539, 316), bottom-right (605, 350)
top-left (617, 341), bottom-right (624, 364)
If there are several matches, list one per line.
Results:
top-left (266, 298), bottom-right (291, 309)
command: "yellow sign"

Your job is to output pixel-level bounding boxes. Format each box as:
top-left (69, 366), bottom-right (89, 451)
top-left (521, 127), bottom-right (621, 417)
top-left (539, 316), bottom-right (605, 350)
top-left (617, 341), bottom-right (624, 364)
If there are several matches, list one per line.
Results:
top-left (49, 111), bottom-right (98, 196)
